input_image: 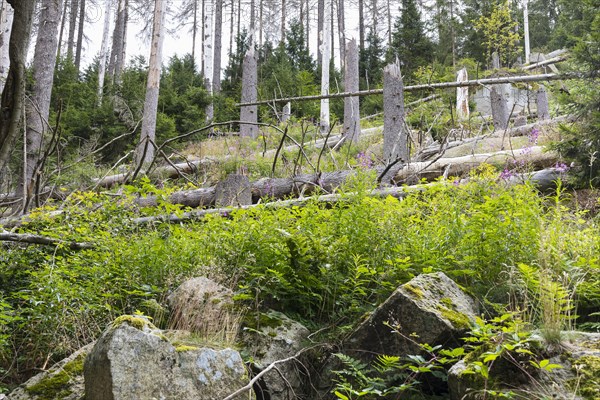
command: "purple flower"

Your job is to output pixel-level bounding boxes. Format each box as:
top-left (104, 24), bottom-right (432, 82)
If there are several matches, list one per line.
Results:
top-left (529, 128), bottom-right (540, 144)
top-left (555, 162), bottom-right (570, 173)
top-left (356, 152), bottom-right (373, 168)
top-left (500, 168), bottom-right (515, 180)
top-left (453, 179), bottom-right (461, 186)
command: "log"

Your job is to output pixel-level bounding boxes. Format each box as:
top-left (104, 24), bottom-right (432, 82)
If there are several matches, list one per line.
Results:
top-left (0, 231), bottom-right (93, 249)
top-left (133, 168), bottom-right (563, 225)
top-left (215, 174), bottom-right (252, 206)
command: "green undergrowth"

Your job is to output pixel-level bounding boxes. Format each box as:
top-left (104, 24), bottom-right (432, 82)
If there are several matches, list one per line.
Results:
top-left (0, 170), bottom-right (599, 390)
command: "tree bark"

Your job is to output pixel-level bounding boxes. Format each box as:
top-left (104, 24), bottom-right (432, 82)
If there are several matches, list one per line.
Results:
top-left (383, 61), bottom-right (407, 163)
top-left (192, 0), bottom-right (197, 59)
top-left (317, 0), bottom-right (324, 66)
top-left (0, 0), bottom-right (36, 174)
top-left (203, 0), bottom-right (213, 122)
top-left (135, 0), bottom-right (166, 167)
top-left (108, 0), bottom-right (128, 84)
top-left (56, 0), bottom-right (68, 60)
top-left (456, 67), bottom-right (469, 120)
top-left (66, 0), bottom-right (78, 59)
top-left (0, 0), bottom-right (13, 93)
top-left (537, 85), bottom-right (550, 121)
top-left (74, 0), bottom-right (85, 71)
top-left (490, 86), bottom-right (509, 130)
top-left (337, 0), bottom-right (345, 70)
top-left (358, 0), bottom-right (364, 51)
top-left (20, 0), bottom-right (63, 212)
top-left (343, 39), bottom-right (360, 142)
top-left (240, 47), bottom-right (258, 138)
top-left (212, 0), bottom-right (222, 94)
top-left (280, 0), bottom-right (285, 43)
top-left (97, 0), bottom-right (112, 105)
top-left (319, 0), bottom-right (331, 135)
top-left (215, 174), bottom-right (252, 206)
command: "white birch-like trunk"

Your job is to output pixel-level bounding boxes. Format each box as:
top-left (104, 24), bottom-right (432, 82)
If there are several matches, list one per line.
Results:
top-left (21, 0), bottom-right (63, 210)
top-left (523, 0), bottom-right (530, 64)
top-left (456, 67), bottom-right (469, 121)
top-left (0, 1), bottom-right (13, 93)
top-left (319, 0), bottom-right (331, 135)
top-left (136, 0), bottom-right (166, 166)
top-left (203, 0), bottom-right (214, 122)
top-left (97, 0), bottom-right (113, 105)
top-left (212, 0), bottom-right (222, 94)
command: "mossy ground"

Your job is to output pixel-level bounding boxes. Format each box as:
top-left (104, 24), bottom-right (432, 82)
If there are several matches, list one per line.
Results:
top-left (570, 355), bottom-right (600, 399)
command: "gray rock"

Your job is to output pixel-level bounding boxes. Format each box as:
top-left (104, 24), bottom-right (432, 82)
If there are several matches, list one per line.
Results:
top-left (345, 272), bottom-right (479, 361)
top-left (84, 315), bottom-right (247, 400)
top-left (7, 343), bottom-right (94, 400)
top-left (448, 332), bottom-right (600, 400)
top-left (167, 277), bottom-right (238, 339)
top-left (242, 310), bottom-right (311, 400)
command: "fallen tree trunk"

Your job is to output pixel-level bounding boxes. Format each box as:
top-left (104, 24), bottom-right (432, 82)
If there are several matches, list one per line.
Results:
top-left (133, 168), bottom-right (563, 225)
top-left (0, 231), bottom-right (94, 250)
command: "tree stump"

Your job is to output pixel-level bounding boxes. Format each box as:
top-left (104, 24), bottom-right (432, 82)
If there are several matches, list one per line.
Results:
top-left (383, 61), bottom-right (408, 164)
top-left (514, 115), bottom-right (527, 127)
top-left (240, 47), bottom-right (258, 138)
top-left (490, 87), bottom-right (509, 130)
top-left (281, 102), bottom-right (291, 123)
top-left (215, 174), bottom-right (252, 207)
top-left (343, 38), bottom-right (360, 142)
top-left (537, 85), bottom-right (550, 121)
top-left (456, 68), bottom-right (469, 121)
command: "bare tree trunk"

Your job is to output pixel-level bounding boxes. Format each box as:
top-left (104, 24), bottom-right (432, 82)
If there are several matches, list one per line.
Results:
top-left (319, 0), bottom-right (331, 135)
top-left (344, 39), bottom-right (360, 142)
top-left (317, 0), bottom-right (324, 66)
top-left (74, 0), bottom-right (85, 71)
top-left (229, 0), bottom-right (234, 52)
top-left (203, 0), bottom-right (213, 122)
top-left (249, 0), bottom-right (255, 35)
top-left (135, 0), bottom-right (166, 167)
top-left (537, 85), bottom-right (550, 121)
top-left (358, 0), bottom-right (364, 51)
top-left (383, 61), bottom-right (407, 163)
top-left (108, 0), bottom-right (128, 84)
top-left (386, 0), bottom-right (391, 44)
top-left (280, 0), bottom-right (285, 43)
top-left (337, 0), bottom-right (345, 69)
top-left (240, 47), bottom-right (258, 138)
top-left (97, 0), bottom-right (112, 105)
top-left (0, 0), bottom-right (13, 93)
top-left (66, 0), bottom-right (78, 60)
top-left (490, 87), bottom-right (509, 130)
top-left (192, 0), bottom-right (197, 60)
top-left (305, 0), bottom-right (309, 48)
top-left (236, 0), bottom-right (240, 43)
top-left (20, 0), bottom-right (63, 211)
top-left (456, 67), bottom-right (469, 121)
top-left (212, 0), bottom-right (222, 94)
top-left (0, 0), bottom-right (36, 174)
top-left (56, 0), bottom-right (67, 60)
top-left (200, 0), bottom-right (204, 71)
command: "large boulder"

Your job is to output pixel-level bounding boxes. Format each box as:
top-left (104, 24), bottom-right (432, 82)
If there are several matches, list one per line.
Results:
top-left (241, 310), bottom-right (311, 400)
top-left (84, 315), bottom-right (248, 400)
top-left (167, 277), bottom-right (238, 340)
top-left (448, 331), bottom-right (600, 400)
top-left (345, 272), bottom-right (479, 360)
top-left (7, 343), bottom-right (93, 400)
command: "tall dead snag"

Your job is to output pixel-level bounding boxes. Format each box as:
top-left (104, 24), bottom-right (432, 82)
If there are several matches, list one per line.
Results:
top-left (240, 46), bottom-right (258, 138)
top-left (490, 87), bottom-right (509, 130)
top-left (0, 0), bottom-right (36, 174)
top-left (319, 0), bottom-right (331, 135)
top-left (456, 67), bottom-right (469, 120)
top-left (108, 0), bottom-right (128, 85)
top-left (383, 61), bottom-right (408, 164)
top-left (0, 1), bottom-right (14, 93)
top-left (74, 0), bottom-right (85, 71)
top-left (21, 0), bottom-right (63, 212)
top-left (97, 0), bottom-right (113, 105)
top-left (212, 0), bottom-right (222, 95)
top-left (343, 38), bottom-right (360, 142)
top-left (203, 0), bottom-right (213, 122)
top-left (135, 0), bottom-right (166, 166)
top-left (537, 85), bottom-right (550, 121)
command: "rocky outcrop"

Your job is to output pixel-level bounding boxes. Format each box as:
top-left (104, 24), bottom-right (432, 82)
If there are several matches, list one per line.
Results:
top-left (84, 315), bottom-right (248, 400)
top-left (241, 310), bottom-right (311, 400)
top-left (448, 332), bottom-right (600, 400)
top-left (7, 343), bottom-right (93, 400)
top-left (345, 272), bottom-right (479, 361)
